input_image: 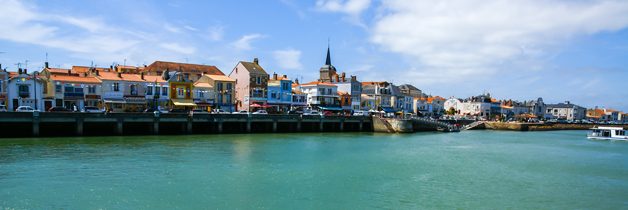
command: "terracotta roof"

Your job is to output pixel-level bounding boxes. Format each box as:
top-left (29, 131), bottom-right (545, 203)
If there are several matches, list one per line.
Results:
top-left (50, 74), bottom-right (101, 84)
top-left (142, 75), bottom-right (167, 83)
top-left (238, 61), bottom-right (267, 75)
top-left (8, 72), bottom-right (18, 78)
top-left (72, 66), bottom-right (110, 74)
top-left (193, 82), bottom-right (213, 88)
top-left (361, 81), bottom-right (387, 86)
top-left (46, 68), bottom-right (72, 74)
top-left (144, 61), bottom-right (224, 75)
top-left (97, 71), bottom-right (145, 82)
top-left (300, 81), bottom-right (336, 86)
top-left (292, 89), bottom-right (304, 94)
top-left (205, 74), bottom-right (235, 82)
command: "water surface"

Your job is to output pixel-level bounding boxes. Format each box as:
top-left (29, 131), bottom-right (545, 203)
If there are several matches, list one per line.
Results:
top-left (1, 131), bottom-right (627, 209)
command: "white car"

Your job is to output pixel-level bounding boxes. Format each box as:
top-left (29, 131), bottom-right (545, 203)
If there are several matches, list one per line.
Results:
top-left (211, 109), bottom-right (230, 114)
top-left (252, 110), bottom-right (268, 115)
top-left (353, 110), bottom-right (368, 116)
top-left (303, 110), bottom-right (321, 116)
top-left (15, 106), bottom-right (37, 112)
top-left (232, 110), bottom-right (249, 114)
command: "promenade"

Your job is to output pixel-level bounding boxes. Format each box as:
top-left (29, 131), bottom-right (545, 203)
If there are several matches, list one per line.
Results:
top-left (0, 112), bottom-right (372, 137)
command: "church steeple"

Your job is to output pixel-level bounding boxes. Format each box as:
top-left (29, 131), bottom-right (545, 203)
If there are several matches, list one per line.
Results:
top-left (325, 41), bottom-right (331, 66)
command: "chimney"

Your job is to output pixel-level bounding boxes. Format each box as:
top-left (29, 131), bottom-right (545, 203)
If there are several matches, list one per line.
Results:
top-left (334, 74), bottom-right (339, 82)
top-left (140, 72), bottom-right (144, 80)
top-left (253, 58), bottom-right (259, 65)
top-left (18, 68), bottom-right (22, 74)
top-left (273, 72), bottom-right (278, 80)
top-left (82, 72), bottom-right (87, 77)
top-left (109, 65), bottom-right (113, 72)
top-left (351, 75), bottom-right (357, 82)
top-left (68, 69), bottom-right (72, 75)
top-left (95, 70), bottom-right (100, 76)
top-left (295, 78), bottom-right (299, 85)
top-left (341, 72), bottom-right (346, 82)
top-left (117, 72), bottom-right (122, 78)
top-left (45, 62), bottom-right (49, 69)
top-left (24, 69), bottom-right (27, 74)
top-left (282, 75), bottom-right (287, 79)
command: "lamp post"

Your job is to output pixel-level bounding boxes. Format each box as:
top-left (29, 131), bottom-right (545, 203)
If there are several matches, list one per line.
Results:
top-left (32, 72), bottom-right (38, 110)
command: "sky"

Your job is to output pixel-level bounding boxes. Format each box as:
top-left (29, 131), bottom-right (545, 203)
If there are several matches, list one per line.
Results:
top-left (0, 0), bottom-right (627, 110)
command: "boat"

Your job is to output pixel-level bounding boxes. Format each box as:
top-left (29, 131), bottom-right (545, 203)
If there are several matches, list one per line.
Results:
top-left (587, 126), bottom-right (628, 141)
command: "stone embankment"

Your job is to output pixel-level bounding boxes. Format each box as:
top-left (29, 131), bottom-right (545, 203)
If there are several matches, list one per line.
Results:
top-left (483, 122), bottom-right (628, 131)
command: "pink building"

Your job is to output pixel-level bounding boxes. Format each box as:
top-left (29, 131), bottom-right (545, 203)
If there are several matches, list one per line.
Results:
top-left (228, 58), bottom-right (269, 111)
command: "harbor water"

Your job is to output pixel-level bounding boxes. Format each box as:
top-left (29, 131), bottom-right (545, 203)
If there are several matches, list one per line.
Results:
top-left (1, 131), bottom-right (627, 209)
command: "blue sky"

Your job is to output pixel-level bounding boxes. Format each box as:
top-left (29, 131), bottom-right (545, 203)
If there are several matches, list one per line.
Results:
top-left (1, 0), bottom-right (627, 110)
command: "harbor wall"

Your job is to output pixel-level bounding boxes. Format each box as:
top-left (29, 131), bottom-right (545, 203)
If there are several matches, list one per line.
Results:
top-left (484, 122), bottom-right (628, 131)
top-left (0, 112), bottom-right (373, 138)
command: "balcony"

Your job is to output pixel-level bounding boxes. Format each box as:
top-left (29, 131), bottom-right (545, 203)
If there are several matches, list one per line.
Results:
top-left (18, 91), bottom-right (29, 98)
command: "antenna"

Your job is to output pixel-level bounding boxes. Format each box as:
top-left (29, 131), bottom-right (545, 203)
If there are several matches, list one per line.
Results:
top-left (24, 60), bottom-right (29, 69)
top-left (124, 58), bottom-right (127, 66)
top-left (45, 52), bottom-right (48, 62)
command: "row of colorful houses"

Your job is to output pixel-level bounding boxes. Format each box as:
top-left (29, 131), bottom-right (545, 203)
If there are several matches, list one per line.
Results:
top-left (2, 46), bottom-right (622, 118)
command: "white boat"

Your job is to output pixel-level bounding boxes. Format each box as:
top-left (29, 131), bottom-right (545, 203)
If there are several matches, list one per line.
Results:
top-left (587, 126), bottom-right (628, 141)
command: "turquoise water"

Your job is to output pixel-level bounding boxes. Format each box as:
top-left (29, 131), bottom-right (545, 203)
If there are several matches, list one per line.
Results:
top-left (1, 131), bottom-right (627, 209)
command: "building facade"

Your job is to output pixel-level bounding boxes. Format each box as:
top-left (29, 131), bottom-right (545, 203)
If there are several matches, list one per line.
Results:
top-left (229, 58), bottom-right (269, 111)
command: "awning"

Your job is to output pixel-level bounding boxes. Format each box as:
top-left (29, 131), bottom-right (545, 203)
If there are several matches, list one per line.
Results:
top-left (125, 97), bottom-right (147, 104)
top-left (319, 106), bottom-right (343, 111)
top-left (172, 99), bottom-right (197, 107)
top-left (103, 98), bottom-right (126, 104)
top-left (381, 107), bottom-right (395, 113)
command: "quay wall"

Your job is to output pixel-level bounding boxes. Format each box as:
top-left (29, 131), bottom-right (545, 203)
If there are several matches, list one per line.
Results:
top-left (484, 122), bottom-right (628, 131)
top-left (373, 117), bottom-right (414, 133)
top-left (0, 112), bottom-right (372, 138)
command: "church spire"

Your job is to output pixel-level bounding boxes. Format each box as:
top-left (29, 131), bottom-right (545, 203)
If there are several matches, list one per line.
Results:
top-left (325, 39), bottom-right (331, 66)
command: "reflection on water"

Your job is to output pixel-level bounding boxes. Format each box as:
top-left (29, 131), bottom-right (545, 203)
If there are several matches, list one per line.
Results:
top-left (1, 131), bottom-right (628, 209)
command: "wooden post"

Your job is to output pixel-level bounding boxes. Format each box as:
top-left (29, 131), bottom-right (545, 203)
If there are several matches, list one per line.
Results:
top-left (319, 118), bottom-right (324, 132)
top-left (246, 116), bottom-right (252, 133)
top-left (153, 112), bottom-right (160, 135)
top-left (296, 120), bottom-right (302, 132)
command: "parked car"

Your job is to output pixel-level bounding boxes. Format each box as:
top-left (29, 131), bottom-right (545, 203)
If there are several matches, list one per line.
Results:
top-left (232, 110), bottom-right (249, 114)
top-left (0, 105), bottom-right (7, 112)
top-left (252, 110), bottom-right (268, 115)
top-left (287, 110), bottom-right (304, 115)
top-left (303, 110), bottom-right (321, 116)
top-left (353, 110), bottom-right (368, 116)
top-left (83, 106), bottom-right (103, 113)
top-left (15, 106), bottom-right (37, 112)
top-left (211, 109), bottom-right (230, 114)
top-left (48, 106), bottom-right (71, 112)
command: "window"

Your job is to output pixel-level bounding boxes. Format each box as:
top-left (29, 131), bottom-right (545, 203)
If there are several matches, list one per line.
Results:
top-left (217, 83), bottom-right (223, 91)
top-left (162, 87), bottom-right (168, 96)
top-left (113, 83), bottom-right (120, 92)
top-left (327, 88), bottom-right (332, 95)
top-left (64, 86), bottom-right (74, 93)
top-left (75, 87), bottom-right (84, 94)
top-left (226, 83), bottom-right (232, 91)
top-left (197, 90), bottom-right (204, 98)
top-left (271, 92), bottom-right (277, 99)
top-left (130, 84), bottom-right (137, 95)
top-left (147, 86), bottom-right (153, 95)
top-left (256, 77), bottom-right (261, 84)
top-left (88, 86), bottom-right (96, 94)
top-left (0, 80), bottom-right (2, 92)
top-left (55, 84), bottom-right (62, 93)
top-left (177, 88), bottom-right (184, 97)
top-left (318, 88), bottom-right (325, 95)
top-left (154, 86), bottom-right (160, 96)
top-left (225, 94), bottom-right (231, 104)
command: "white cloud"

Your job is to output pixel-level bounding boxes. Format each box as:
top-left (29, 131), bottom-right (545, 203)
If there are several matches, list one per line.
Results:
top-left (315, 0), bottom-right (371, 26)
top-left (232, 34), bottom-right (264, 50)
top-left (159, 43), bottom-right (197, 54)
top-left (183, 25), bottom-right (198, 31)
top-left (370, 0), bottom-right (628, 84)
top-left (316, 0), bottom-right (371, 16)
top-left (273, 49), bottom-right (303, 70)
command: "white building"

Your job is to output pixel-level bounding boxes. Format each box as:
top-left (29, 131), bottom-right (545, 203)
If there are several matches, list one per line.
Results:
top-left (7, 69), bottom-right (45, 111)
top-left (546, 101), bottom-right (586, 120)
top-left (297, 81), bottom-right (339, 109)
